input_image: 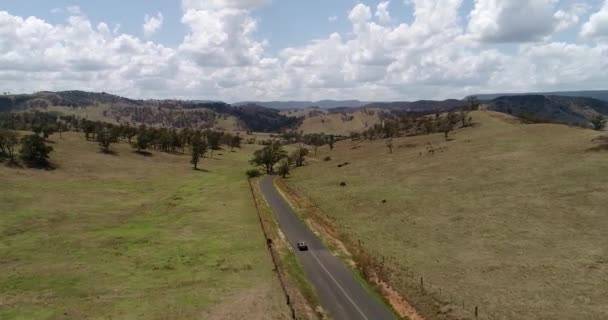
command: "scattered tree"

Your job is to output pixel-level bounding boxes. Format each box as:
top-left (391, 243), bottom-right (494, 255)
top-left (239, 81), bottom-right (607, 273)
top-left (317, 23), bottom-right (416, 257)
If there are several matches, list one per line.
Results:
top-left (230, 134), bottom-right (242, 151)
top-left (206, 130), bottom-right (222, 158)
top-left (591, 115), bottom-right (607, 131)
top-left (290, 145), bottom-right (309, 167)
top-left (41, 125), bottom-right (56, 139)
top-left (97, 127), bottom-right (118, 153)
top-left (134, 127), bottom-right (151, 152)
top-left (20, 134), bottom-right (53, 167)
top-left (277, 160), bottom-right (290, 178)
top-left (250, 142), bottom-right (287, 174)
top-left (0, 129), bottom-right (19, 162)
top-left (246, 168), bottom-right (261, 178)
top-left (190, 132), bottom-right (208, 170)
top-left (386, 138), bottom-right (394, 153)
top-left (465, 96), bottom-right (481, 111)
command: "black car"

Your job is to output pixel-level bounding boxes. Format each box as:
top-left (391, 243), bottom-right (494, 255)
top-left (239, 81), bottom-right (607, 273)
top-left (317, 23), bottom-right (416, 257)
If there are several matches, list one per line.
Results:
top-left (296, 241), bottom-right (309, 251)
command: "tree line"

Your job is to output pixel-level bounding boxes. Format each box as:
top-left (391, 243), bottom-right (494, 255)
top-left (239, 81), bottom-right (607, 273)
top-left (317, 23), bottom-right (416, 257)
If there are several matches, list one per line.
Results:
top-left (0, 111), bottom-right (243, 170)
top-left (353, 101), bottom-right (479, 142)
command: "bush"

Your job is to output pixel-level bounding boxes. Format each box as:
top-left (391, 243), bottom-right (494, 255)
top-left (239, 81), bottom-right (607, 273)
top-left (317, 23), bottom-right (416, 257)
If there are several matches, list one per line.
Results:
top-left (246, 168), bottom-right (261, 178)
top-left (323, 156), bottom-right (332, 161)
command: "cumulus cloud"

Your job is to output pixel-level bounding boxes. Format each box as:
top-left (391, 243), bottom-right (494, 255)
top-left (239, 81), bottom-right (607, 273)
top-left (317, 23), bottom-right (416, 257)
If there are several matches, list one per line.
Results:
top-left (328, 15), bottom-right (338, 23)
top-left (581, 1), bottom-right (608, 39)
top-left (178, 0), bottom-right (268, 67)
top-left (375, 1), bottom-right (391, 24)
top-left (143, 12), bottom-right (164, 38)
top-left (467, 0), bottom-right (557, 43)
top-left (554, 3), bottom-right (589, 32)
top-left (0, 1), bottom-right (607, 101)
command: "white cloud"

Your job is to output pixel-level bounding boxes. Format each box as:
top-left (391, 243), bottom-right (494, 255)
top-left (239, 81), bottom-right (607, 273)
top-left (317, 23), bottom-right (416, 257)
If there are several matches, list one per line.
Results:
top-left (376, 1), bottom-right (391, 24)
top-left (467, 0), bottom-right (557, 43)
top-left (328, 15), bottom-right (338, 23)
top-left (178, 0), bottom-right (268, 67)
top-left (0, 1), bottom-right (607, 101)
top-left (66, 6), bottom-right (83, 16)
top-left (554, 3), bottom-right (589, 31)
top-left (143, 12), bottom-right (164, 38)
top-left (581, 1), bottom-right (608, 39)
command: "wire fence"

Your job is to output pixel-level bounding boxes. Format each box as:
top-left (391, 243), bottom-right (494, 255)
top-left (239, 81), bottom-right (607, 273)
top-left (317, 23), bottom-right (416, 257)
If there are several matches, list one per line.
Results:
top-left (248, 179), bottom-right (305, 320)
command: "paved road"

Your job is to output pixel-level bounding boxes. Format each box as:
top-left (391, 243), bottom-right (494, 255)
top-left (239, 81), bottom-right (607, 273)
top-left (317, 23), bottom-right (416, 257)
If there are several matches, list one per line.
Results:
top-left (260, 176), bottom-right (397, 320)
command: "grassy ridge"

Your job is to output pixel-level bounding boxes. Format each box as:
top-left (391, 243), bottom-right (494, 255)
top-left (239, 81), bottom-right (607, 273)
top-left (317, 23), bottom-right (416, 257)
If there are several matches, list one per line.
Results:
top-left (0, 132), bottom-right (288, 320)
top-left (288, 111), bottom-right (608, 319)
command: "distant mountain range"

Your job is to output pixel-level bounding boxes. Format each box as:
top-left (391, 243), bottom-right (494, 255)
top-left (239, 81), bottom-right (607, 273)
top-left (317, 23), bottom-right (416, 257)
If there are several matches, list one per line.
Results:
top-left (234, 100), bottom-right (370, 109)
top-left (2, 89), bottom-right (607, 131)
top-left (484, 95), bottom-right (608, 127)
top-left (472, 90), bottom-right (608, 102)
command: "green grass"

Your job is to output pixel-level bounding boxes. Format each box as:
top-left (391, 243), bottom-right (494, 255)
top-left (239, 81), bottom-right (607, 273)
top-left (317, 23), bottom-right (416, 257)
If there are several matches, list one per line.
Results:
top-left (0, 132), bottom-right (288, 320)
top-left (288, 111), bottom-right (608, 320)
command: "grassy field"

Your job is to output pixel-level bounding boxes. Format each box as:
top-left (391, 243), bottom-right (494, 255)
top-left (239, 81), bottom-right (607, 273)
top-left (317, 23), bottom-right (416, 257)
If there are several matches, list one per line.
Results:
top-left (0, 132), bottom-right (288, 320)
top-left (287, 111), bottom-right (608, 319)
top-left (280, 107), bottom-right (384, 135)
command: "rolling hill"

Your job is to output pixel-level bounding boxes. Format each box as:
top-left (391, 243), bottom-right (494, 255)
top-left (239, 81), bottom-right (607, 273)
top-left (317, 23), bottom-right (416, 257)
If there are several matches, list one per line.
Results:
top-left (284, 111), bottom-right (608, 319)
top-left (0, 91), bottom-right (299, 132)
top-left (473, 90), bottom-right (608, 102)
top-left (484, 95), bottom-right (608, 127)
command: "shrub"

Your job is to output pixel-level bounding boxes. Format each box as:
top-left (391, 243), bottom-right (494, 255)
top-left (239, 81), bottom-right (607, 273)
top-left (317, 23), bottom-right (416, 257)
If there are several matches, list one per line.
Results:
top-left (323, 156), bottom-right (332, 161)
top-left (246, 168), bottom-right (261, 178)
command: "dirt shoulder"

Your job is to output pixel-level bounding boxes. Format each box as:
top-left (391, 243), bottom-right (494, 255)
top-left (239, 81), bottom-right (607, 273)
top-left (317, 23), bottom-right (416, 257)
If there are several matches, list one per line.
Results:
top-left (274, 178), bottom-right (435, 320)
top-left (248, 178), bottom-right (326, 320)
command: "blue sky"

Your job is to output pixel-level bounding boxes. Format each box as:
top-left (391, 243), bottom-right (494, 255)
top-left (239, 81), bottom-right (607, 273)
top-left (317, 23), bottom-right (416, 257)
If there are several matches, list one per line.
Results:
top-left (0, 0), bottom-right (606, 101)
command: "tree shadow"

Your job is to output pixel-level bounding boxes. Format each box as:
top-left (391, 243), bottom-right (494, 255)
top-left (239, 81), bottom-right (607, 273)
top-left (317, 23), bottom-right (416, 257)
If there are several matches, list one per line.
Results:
top-left (193, 168), bottom-right (210, 172)
top-left (100, 150), bottom-right (118, 156)
top-left (587, 136), bottom-right (608, 152)
top-left (133, 151), bottom-right (153, 157)
top-left (24, 162), bottom-right (57, 171)
top-left (3, 159), bottom-right (23, 169)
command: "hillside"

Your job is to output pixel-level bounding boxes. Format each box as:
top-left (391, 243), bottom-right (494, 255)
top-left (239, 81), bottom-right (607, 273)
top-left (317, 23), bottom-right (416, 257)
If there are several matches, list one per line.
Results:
top-left (0, 91), bottom-right (299, 132)
top-left (0, 132), bottom-right (289, 319)
top-left (474, 90), bottom-right (608, 102)
top-left (484, 95), bottom-right (608, 127)
top-left (301, 108), bottom-right (389, 135)
top-left (285, 111), bottom-right (608, 319)
top-left (363, 99), bottom-right (466, 113)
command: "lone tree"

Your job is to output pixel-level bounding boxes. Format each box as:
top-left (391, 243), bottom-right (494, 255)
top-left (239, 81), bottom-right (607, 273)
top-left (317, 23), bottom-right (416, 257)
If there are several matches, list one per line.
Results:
top-left (465, 96), bottom-right (481, 111)
top-left (327, 135), bottom-right (335, 151)
top-left (0, 129), bottom-right (19, 162)
top-left (190, 132), bottom-right (208, 170)
top-left (386, 138), bottom-right (394, 153)
top-left (590, 115), bottom-right (607, 131)
top-left (20, 134), bottom-right (53, 167)
top-left (250, 141), bottom-right (287, 174)
top-left (277, 159), bottom-right (290, 178)
top-left (441, 116), bottom-right (455, 141)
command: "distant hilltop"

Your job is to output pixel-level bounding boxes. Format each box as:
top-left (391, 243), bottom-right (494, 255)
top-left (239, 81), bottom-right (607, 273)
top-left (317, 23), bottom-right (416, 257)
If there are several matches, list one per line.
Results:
top-left (2, 89), bottom-right (607, 132)
top-left (471, 90), bottom-right (608, 102)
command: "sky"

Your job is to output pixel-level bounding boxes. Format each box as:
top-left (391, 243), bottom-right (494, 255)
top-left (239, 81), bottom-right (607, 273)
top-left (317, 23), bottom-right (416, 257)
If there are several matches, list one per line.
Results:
top-left (0, 0), bottom-right (607, 102)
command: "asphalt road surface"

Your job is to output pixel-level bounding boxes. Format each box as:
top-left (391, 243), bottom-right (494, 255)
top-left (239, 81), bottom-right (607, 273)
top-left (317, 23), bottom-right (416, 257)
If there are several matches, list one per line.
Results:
top-left (260, 176), bottom-right (397, 320)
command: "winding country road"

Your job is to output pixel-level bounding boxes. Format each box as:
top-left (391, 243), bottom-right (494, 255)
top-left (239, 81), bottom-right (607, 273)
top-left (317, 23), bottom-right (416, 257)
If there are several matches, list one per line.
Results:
top-left (260, 176), bottom-right (397, 320)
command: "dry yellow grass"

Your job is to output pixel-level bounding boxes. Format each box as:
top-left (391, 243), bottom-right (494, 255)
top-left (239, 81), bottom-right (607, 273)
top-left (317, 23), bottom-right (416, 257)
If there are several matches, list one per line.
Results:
top-left (281, 108), bottom-right (384, 135)
top-left (287, 111), bottom-right (608, 320)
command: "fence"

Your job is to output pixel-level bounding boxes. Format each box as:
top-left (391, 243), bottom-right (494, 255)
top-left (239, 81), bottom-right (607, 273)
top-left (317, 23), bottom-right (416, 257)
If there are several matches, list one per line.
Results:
top-left (248, 179), bottom-right (304, 320)
top-left (281, 180), bottom-right (504, 320)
